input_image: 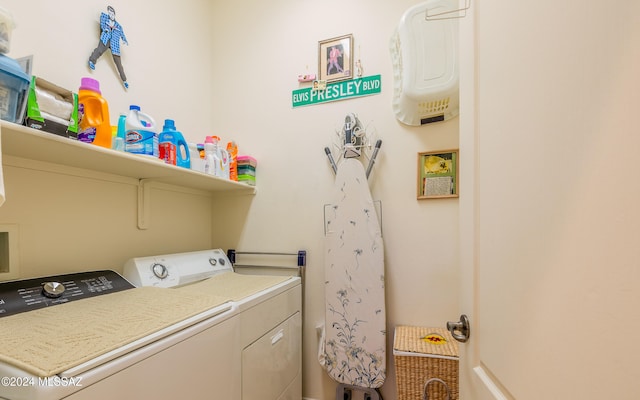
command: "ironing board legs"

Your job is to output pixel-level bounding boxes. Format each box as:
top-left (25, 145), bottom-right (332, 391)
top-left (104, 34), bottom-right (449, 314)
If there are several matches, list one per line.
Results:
top-left (336, 383), bottom-right (383, 400)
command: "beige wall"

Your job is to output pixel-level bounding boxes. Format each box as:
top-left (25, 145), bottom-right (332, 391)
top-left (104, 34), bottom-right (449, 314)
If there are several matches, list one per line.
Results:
top-left (0, 0), bottom-right (220, 272)
top-left (0, 1), bottom-right (459, 399)
top-left (208, 2), bottom-right (460, 399)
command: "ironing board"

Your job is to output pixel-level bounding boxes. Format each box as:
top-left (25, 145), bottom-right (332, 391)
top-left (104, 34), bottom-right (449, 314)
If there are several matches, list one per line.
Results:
top-left (320, 158), bottom-right (386, 390)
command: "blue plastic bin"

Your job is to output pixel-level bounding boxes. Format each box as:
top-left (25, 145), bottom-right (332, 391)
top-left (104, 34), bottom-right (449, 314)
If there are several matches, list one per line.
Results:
top-left (0, 54), bottom-right (29, 123)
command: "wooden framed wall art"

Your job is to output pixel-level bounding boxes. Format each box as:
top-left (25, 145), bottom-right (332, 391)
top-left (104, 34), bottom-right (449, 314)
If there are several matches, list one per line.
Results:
top-left (417, 149), bottom-right (459, 199)
top-left (318, 34), bottom-right (353, 82)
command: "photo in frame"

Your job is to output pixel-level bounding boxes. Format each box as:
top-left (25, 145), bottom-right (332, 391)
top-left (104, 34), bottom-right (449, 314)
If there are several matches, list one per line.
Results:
top-left (417, 149), bottom-right (459, 199)
top-left (318, 34), bottom-right (353, 82)
top-left (312, 79), bottom-right (327, 91)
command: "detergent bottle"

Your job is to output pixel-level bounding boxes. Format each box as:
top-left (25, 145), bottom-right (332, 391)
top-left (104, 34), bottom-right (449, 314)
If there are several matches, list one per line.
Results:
top-left (158, 119), bottom-right (190, 168)
top-left (188, 142), bottom-right (205, 172)
top-left (210, 136), bottom-right (230, 179)
top-left (112, 113), bottom-right (126, 151)
top-left (175, 135), bottom-right (190, 169)
top-left (203, 136), bottom-right (219, 176)
top-left (77, 77), bottom-right (112, 148)
top-left (226, 141), bottom-right (238, 181)
top-left (220, 146), bottom-right (230, 179)
top-left (158, 120), bottom-right (176, 165)
top-left (124, 105), bottom-right (158, 157)
top-left (209, 136), bottom-right (229, 179)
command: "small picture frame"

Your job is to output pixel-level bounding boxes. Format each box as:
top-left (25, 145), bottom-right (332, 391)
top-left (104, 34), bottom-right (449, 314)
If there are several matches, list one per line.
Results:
top-left (318, 34), bottom-right (353, 82)
top-left (418, 149), bottom-right (459, 199)
top-left (312, 79), bottom-right (327, 91)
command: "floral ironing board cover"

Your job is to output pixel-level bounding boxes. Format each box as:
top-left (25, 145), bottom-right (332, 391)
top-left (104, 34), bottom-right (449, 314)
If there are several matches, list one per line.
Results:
top-left (320, 158), bottom-right (386, 388)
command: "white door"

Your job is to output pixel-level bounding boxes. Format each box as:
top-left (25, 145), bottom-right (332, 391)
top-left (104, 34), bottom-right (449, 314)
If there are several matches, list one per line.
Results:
top-left (458, 1), bottom-right (640, 399)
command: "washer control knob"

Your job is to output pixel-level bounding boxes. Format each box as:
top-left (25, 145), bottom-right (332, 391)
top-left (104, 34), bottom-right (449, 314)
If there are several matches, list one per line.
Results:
top-left (209, 257), bottom-right (217, 266)
top-left (42, 281), bottom-right (66, 298)
top-left (218, 258), bottom-right (226, 266)
top-left (152, 263), bottom-right (169, 279)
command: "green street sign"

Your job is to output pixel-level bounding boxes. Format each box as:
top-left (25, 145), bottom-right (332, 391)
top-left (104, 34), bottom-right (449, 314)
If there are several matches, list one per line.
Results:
top-left (292, 74), bottom-right (381, 108)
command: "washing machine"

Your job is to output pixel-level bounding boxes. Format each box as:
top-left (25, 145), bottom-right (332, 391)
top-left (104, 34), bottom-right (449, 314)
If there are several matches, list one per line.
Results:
top-left (0, 249), bottom-right (302, 400)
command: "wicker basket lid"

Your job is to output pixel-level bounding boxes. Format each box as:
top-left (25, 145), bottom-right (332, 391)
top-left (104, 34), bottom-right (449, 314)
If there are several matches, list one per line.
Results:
top-left (393, 325), bottom-right (459, 358)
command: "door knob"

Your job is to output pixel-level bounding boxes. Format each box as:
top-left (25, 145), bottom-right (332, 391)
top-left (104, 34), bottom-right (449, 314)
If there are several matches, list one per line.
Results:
top-left (446, 314), bottom-right (470, 343)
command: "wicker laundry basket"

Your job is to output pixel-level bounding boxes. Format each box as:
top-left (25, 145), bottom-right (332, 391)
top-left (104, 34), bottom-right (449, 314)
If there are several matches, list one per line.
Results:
top-left (393, 326), bottom-right (459, 400)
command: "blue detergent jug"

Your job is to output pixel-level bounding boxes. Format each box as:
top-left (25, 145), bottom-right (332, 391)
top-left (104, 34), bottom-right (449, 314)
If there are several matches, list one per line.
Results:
top-left (158, 119), bottom-right (190, 168)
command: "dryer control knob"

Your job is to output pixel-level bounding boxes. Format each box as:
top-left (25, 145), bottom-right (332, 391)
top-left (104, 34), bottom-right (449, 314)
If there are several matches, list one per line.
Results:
top-left (42, 281), bottom-right (66, 298)
top-left (152, 263), bottom-right (169, 279)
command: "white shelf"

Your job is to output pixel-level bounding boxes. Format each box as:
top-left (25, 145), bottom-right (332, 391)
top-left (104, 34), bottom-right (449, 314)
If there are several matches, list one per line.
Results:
top-left (0, 121), bottom-right (255, 195)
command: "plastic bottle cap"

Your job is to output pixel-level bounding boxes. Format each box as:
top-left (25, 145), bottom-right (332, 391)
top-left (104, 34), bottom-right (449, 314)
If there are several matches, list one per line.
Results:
top-left (205, 136), bottom-right (214, 144)
top-left (80, 77), bottom-right (101, 94)
top-left (129, 105), bottom-right (140, 111)
top-left (163, 119), bottom-right (176, 130)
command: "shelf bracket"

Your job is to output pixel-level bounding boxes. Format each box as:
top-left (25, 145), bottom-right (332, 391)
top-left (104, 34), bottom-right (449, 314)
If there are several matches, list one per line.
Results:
top-left (137, 179), bottom-right (153, 230)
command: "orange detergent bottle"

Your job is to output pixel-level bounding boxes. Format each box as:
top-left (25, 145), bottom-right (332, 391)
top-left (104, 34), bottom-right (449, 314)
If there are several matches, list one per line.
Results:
top-left (77, 77), bottom-right (112, 148)
top-left (226, 141), bottom-right (238, 181)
